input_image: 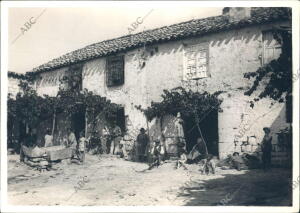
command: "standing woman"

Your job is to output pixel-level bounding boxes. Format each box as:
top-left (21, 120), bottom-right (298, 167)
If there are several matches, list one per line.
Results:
top-left (68, 128), bottom-right (77, 159)
top-left (159, 133), bottom-right (167, 161)
top-left (174, 112), bottom-right (186, 153)
top-left (261, 127), bottom-right (272, 171)
top-left (44, 128), bottom-right (53, 147)
top-left (111, 124), bottom-right (122, 155)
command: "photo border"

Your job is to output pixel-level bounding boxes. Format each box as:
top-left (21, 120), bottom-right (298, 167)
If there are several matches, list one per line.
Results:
top-left (1, 1), bottom-right (299, 212)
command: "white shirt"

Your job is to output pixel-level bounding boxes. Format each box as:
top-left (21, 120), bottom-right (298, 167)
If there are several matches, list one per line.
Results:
top-left (44, 134), bottom-right (53, 147)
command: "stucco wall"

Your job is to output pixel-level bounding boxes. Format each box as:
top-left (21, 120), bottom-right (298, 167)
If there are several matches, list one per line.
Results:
top-left (142, 21), bottom-right (290, 159)
top-left (82, 48), bottom-right (150, 140)
top-left (34, 21), bottom-right (291, 159)
top-left (36, 67), bottom-right (68, 97)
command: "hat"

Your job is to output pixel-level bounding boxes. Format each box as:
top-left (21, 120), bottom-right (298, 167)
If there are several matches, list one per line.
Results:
top-left (233, 152), bottom-right (239, 156)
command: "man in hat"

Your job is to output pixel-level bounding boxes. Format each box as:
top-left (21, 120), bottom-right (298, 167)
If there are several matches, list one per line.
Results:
top-left (231, 152), bottom-right (243, 171)
top-left (261, 127), bottom-right (272, 170)
top-left (136, 128), bottom-right (150, 162)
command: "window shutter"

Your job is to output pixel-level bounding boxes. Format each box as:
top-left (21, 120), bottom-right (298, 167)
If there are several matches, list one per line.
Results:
top-left (263, 31), bottom-right (282, 64)
top-left (106, 55), bottom-right (124, 87)
top-left (184, 43), bottom-right (209, 80)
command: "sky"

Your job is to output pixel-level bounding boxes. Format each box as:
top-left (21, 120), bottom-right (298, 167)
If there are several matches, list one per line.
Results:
top-left (8, 6), bottom-right (222, 73)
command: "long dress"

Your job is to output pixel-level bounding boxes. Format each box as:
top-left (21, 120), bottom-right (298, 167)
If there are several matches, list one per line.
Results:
top-left (136, 133), bottom-right (149, 158)
top-left (175, 118), bottom-right (186, 150)
top-left (44, 134), bottom-right (53, 147)
top-left (111, 126), bottom-right (122, 154)
top-left (68, 132), bottom-right (77, 157)
top-left (101, 127), bottom-right (110, 154)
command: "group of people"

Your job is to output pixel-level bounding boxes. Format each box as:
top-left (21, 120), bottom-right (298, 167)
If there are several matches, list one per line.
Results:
top-left (62, 123), bottom-right (124, 163)
top-left (40, 113), bottom-right (273, 171)
top-left (134, 112), bottom-right (188, 170)
top-left (136, 126), bottom-right (274, 173)
top-left (99, 124), bottom-right (123, 155)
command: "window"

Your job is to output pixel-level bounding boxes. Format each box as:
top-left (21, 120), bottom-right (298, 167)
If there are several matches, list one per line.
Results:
top-left (183, 43), bottom-right (209, 80)
top-left (262, 31), bottom-right (282, 65)
top-left (67, 64), bottom-right (83, 92)
top-left (106, 55), bottom-right (124, 87)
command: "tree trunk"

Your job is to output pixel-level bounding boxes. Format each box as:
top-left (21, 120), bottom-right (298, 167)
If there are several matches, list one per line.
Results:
top-left (159, 116), bottom-right (163, 136)
top-left (51, 110), bottom-right (56, 137)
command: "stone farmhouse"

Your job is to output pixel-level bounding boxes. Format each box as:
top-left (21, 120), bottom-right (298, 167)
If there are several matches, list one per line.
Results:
top-left (12, 7), bottom-right (292, 162)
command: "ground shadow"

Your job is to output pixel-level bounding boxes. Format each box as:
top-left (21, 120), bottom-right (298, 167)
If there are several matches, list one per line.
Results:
top-left (177, 168), bottom-right (292, 206)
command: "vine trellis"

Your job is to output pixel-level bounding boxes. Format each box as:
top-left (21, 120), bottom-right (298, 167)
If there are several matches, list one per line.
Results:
top-left (7, 80), bottom-right (122, 144)
top-left (136, 86), bottom-right (223, 155)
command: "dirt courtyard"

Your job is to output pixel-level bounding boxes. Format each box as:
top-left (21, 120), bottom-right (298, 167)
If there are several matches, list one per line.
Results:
top-left (7, 154), bottom-right (292, 206)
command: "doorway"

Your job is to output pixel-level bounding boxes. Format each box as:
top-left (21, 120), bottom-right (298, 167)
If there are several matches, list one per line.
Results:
top-left (71, 112), bottom-right (85, 141)
top-left (116, 107), bottom-right (126, 133)
top-left (185, 108), bottom-right (219, 156)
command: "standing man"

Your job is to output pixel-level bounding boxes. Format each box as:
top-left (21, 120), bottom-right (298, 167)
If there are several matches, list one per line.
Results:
top-left (261, 127), bottom-right (272, 171)
top-left (136, 128), bottom-right (150, 162)
top-left (101, 125), bottom-right (110, 154)
top-left (175, 112), bottom-right (186, 153)
top-left (110, 123), bottom-right (122, 155)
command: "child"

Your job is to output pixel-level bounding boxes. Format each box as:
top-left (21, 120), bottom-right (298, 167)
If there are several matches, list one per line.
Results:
top-left (148, 140), bottom-right (163, 170)
top-left (176, 148), bottom-right (188, 170)
top-left (200, 154), bottom-right (216, 175)
top-left (78, 132), bottom-right (86, 163)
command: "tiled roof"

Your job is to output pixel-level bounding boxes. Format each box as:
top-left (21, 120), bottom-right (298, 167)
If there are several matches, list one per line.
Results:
top-left (30, 7), bottom-right (290, 74)
top-left (8, 71), bottom-right (27, 80)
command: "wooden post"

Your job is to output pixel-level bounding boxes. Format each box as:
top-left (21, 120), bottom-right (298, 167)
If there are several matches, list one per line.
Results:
top-left (51, 110), bottom-right (56, 144)
top-left (85, 110), bottom-right (88, 138)
top-left (146, 118), bottom-right (150, 136)
top-left (195, 112), bottom-right (208, 155)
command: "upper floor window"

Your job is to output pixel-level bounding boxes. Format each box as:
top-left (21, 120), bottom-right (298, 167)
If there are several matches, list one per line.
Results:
top-left (66, 64), bottom-right (83, 92)
top-left (262, 31), bottom-right (282, 65)
top-left (106, 55), bottom-right (125, 87)
top-left (183, 43), bottom-right (209, 80)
